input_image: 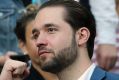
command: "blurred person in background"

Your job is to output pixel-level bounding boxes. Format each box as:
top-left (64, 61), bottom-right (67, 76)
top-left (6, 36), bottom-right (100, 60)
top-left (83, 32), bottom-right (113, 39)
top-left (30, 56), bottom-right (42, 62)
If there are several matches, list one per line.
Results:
top-left (79, 0), bottom-right (119, 71)
top-left (113, 0), bottom-right (119, 73)
top-left (90, 0), bottom-right (119, 71)
top-left (0, 0), bottom-right (26, 71)
top-left (14, 6), bottom-right (58, 80)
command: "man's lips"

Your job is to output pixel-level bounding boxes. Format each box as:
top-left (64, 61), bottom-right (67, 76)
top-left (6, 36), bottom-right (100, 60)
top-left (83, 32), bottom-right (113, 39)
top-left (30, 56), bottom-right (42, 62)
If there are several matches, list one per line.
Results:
top-left (38, 50), bottom-right (50, 56)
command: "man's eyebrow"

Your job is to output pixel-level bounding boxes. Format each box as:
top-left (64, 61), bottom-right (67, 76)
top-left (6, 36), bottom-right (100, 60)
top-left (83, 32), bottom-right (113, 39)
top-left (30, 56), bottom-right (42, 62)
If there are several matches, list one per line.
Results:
top-left (44, 23), bottom-right (59, 28)
top-left (32, 28), bottom-right (38, 34)
top-left (32, 23), bottom-right (59, 34)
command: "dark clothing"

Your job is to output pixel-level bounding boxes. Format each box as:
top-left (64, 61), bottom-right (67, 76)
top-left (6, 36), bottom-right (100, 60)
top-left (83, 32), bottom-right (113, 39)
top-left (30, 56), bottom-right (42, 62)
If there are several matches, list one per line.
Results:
top-left (21, 0), bottom-right (31, 7)
top-left (24, 65), bottom-right (45, 80)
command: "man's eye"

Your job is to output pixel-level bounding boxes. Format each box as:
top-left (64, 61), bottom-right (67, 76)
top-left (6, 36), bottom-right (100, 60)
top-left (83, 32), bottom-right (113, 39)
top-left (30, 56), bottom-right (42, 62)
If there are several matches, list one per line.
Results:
top-left (47, 28), bottom-right (57, 33)
top-left (32, 33), bottom-right (39, 40)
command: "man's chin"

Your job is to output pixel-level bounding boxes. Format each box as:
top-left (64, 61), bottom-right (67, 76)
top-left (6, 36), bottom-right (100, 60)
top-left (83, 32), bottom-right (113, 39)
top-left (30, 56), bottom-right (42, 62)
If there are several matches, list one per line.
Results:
top-left (40, 59), bottom-right (62, 73)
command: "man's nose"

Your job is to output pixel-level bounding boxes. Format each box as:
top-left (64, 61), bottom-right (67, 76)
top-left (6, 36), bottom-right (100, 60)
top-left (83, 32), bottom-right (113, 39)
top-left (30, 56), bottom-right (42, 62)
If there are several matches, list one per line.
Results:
top-left (35, 34), bottom-right (48, 48)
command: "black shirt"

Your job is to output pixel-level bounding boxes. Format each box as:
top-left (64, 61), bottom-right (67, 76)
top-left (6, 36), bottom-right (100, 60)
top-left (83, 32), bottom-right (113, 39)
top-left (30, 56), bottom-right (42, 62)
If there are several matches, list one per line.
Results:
top-left (24, 65), bottom-right (45, 80)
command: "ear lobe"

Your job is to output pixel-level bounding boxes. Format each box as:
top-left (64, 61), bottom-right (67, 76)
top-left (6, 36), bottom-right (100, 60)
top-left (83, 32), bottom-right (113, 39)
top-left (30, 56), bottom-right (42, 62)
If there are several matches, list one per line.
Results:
top-left (76, 27), bottom-right (90, 45)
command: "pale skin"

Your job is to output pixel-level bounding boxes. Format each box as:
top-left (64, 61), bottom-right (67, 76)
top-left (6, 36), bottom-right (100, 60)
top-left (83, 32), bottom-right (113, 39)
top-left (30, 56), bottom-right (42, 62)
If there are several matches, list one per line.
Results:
top-left (0, 59), bottom-right (29, 80)
top-left (0, 6), bottom-right (92, 80)
top-left (33, 6), bottom-right (92, 80)
top-left (0, 19), bottom-right (59, 80)
top-left (24, 20), bottom-right (59, 80)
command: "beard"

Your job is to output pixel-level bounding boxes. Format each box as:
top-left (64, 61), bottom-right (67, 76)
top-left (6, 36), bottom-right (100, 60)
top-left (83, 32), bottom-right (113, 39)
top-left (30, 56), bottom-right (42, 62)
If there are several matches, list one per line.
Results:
top-left (40, 37), bottom-right (78, 74)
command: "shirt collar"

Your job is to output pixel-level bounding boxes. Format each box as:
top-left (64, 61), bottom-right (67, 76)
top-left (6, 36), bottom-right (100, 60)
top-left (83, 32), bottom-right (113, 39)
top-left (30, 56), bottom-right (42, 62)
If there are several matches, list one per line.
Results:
top-left (78, 63), bottom-right (96, 80)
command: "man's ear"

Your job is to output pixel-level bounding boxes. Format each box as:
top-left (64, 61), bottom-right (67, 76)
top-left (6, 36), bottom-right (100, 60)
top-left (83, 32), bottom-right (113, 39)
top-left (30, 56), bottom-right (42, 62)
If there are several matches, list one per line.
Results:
top-left (76, 27), bottom-right (90, 46)
top-left (18, 40), bottom-right (28, 54)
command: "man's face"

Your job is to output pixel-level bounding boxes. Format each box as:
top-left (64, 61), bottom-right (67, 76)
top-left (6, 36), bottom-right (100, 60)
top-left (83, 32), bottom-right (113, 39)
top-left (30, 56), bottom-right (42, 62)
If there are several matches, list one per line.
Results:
top-left (32, 7), bottom-right (78, 73)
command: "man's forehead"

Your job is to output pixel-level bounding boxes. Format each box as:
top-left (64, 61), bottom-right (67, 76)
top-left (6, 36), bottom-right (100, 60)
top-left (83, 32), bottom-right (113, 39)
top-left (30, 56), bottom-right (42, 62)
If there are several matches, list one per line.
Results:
top-left (34, 6), bottom-right (67, 28)
top-left (36, 6), bottom-right (66, 18)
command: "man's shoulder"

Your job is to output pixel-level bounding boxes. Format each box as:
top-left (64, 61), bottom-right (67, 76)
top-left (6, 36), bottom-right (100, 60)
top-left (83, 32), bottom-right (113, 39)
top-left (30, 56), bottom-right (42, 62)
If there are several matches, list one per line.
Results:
top-left (105, 71), bottom-right (119, 80)
top-left (91, 66), bottom-right (119, 80)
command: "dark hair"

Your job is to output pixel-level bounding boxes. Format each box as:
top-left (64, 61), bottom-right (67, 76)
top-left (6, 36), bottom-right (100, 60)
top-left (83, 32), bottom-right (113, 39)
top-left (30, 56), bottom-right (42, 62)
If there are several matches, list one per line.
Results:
top-left (38, 0), bottom-right (96, 59)
top-left (14, 11), bottom-right (37, 43)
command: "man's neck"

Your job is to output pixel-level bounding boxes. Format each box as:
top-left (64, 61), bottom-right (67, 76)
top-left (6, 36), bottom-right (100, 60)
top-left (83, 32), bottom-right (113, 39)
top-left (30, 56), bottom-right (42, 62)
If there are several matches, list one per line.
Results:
top-left (57, 48), bottom-right (92, 80)
top-left (32, 62), bottom-right (59, 80)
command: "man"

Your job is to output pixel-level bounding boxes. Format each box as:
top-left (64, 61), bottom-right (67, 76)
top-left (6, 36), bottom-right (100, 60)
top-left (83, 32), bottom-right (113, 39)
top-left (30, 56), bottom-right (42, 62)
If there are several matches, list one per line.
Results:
top-left (0, 0), bottom-right (119, 80)
top-left (14, 10), bottom-right (58, 80)
top-left (0, 8), bottom-right (58, 80)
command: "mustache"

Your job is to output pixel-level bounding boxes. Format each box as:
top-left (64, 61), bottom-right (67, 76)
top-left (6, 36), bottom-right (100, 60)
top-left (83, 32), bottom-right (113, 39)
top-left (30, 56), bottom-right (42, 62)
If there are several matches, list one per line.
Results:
top-left (38, 46), bottom-right (54, 53)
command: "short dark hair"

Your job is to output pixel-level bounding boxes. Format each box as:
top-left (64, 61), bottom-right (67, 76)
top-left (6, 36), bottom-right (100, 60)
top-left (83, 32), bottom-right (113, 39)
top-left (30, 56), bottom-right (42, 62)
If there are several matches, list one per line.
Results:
top-left (38, 0), bottom-right (96, 59)
top-left (14, 11), bottom-right (37, 43)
